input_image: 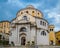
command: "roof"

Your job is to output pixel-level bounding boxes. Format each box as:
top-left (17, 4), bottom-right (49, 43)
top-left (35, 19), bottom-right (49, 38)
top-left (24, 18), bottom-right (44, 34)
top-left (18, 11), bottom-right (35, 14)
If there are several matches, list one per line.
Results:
top-left (0, 20), bottom-right (11, 23)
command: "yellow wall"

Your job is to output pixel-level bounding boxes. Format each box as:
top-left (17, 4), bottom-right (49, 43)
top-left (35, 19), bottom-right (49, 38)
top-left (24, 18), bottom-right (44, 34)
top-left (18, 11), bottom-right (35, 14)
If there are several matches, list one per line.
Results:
top-left (49, 25), bottom-right (55, 45)
top-left (0, 21), bottom-right (10, 34)
top-left (49, 31), bottom-right (55, 43)
top-left (55, 31), bottom-right (60, 45)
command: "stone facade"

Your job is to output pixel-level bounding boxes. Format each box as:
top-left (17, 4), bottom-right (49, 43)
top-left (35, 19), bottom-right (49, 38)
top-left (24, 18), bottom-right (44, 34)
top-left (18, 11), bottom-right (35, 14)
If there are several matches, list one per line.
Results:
top-left (9, 5), bottom-right (55, 46)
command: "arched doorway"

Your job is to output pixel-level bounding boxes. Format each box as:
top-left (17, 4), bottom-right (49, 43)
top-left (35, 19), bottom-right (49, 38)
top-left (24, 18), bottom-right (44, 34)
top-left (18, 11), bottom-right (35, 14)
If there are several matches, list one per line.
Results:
top-left (50, 40), bottom-right (53, 45)
top-left (21, 37), bottom-right (26, 45)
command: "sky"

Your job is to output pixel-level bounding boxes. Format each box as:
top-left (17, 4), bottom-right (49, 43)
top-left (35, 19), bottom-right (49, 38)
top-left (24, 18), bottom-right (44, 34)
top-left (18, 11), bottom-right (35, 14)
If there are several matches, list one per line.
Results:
top-left (0, 0), bottom-right (60, 32)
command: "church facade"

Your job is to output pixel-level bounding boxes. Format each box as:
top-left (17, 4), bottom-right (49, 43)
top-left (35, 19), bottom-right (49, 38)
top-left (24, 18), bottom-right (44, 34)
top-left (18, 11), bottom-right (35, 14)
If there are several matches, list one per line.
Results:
top-left (9, 5), bottom-right (55, 46)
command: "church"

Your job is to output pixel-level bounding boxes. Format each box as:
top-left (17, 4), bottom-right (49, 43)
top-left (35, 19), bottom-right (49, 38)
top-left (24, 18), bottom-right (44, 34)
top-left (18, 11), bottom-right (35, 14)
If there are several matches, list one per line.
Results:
top-left (9, 5), bottom-right (55, 46)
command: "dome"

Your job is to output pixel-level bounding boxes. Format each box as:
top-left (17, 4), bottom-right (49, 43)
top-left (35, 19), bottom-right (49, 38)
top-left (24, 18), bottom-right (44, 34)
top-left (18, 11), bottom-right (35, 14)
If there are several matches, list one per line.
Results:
top-left (17, 5), bottom-right (43, 18)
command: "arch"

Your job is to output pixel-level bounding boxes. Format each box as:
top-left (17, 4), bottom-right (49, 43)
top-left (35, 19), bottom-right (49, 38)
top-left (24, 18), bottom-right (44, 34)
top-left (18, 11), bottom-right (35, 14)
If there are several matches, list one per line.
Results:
top-left (40, 21), bottom-right (42, 25)
top-left (21, 12), bottom-right (23, 14)
top-left (50, 40), bottom-right (53, 45)
top-left (32, 11), bottom-right (34, 13)
top-left (20, 27), bottom-right (26, 32)
top-left (26, 11), bottom-right (28, 13)
top-left (43, 22), bottom-right (44, 26)
top-left (23, 16), bottom-right (27, 20)
top-left (41, 31), bottom-right (46, 36)
top-left (19, 33), bottom-right (26, 36)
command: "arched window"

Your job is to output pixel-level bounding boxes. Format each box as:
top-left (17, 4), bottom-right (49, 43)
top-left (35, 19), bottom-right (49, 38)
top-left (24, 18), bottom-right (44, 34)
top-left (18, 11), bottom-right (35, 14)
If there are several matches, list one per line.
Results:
top-left (43, 22), bottom-right (44, 26)
top-left (50, 29), bottom-right (53, 31)
top-left (52, 29), bottom-right (53, 31)
top-left (26, 11), bottom-right (28, 13)
top-left (41, 31), bottom-right (46, 36)
top-left (21, 12), bottom-right (23, 14)
top-left (38, 13), bottom-right (39, 15)
top-left (32, 11), bottom-right (34, 13)
top-left (40, 21), bottom-right (42, 25)
top-left (45, 23), bottom-right (46, 26)
top-left (23, 16), bottom-right (27, 20)
top-left (20, 27), bottom-right (26, 32)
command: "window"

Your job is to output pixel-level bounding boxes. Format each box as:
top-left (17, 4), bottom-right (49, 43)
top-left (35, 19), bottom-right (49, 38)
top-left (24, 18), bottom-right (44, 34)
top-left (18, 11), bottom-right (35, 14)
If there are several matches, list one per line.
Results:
top-left (26, 11), bottom-right (28, 13)
top-left (45, 23), bottom-right (46, 26)
top-left (0, 35), bottom-right (2, 40)
top-left (56, 38), bottom-right (58, 40)
top-left (58, 40), bottom-right (60, 43)
top-left (43, 22), bottom-right (44, 26)
top-left (50, 29), bottom-right (51, 31)
top-left (40, 21), bottom-right (42, 25)
top-left (41, 31), bottom-right (46, 36)
top-left (32, 11), bottom-right (34, 13)
top-left (52, 29), bottom-right (53, 31)
top-left (38, 13), bottom-right (39, 15)
top-left (23, 16), bottom-right (27, 20)
top-left (50, 29), bottom-right (53, 31)
top-left (21, 12), bottom-right (23, 14)
top-left (20, 27), bottom-right (26, 32)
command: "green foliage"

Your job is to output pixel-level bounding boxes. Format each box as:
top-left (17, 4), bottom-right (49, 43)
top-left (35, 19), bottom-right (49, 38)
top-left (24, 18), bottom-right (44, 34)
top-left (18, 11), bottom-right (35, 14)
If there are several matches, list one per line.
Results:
top-left (0, 40), bottom-right (9, 45)
top-left (0, 40), bottom-right (3, 45)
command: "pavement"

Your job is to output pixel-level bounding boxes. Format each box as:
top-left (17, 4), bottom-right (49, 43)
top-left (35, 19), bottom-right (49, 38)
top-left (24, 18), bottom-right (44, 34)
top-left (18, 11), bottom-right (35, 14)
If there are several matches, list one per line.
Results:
top-left (0, 46), bottom-right (60, 48)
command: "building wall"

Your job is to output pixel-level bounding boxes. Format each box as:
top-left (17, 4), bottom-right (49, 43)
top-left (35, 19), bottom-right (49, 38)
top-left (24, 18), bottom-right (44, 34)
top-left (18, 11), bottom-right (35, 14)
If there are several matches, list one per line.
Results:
top-left (17, 13), bottom-right (35, 23)
top-left (0, 21), bottom-right (10, 33)
top-left (49, 25), bottom-right (55, 45)
top-left (9, 5), bottom-right (54, 46)
top-left (9, 24), bottom-right (31, 46)
top-left (35, 18), bottom-right (48, 30)
top-left (37, 29), bottom-right (49, 45)
top-left (30, 26), bottom-right (36, 44)
top-left (55, 31), bottom-right (60, 45)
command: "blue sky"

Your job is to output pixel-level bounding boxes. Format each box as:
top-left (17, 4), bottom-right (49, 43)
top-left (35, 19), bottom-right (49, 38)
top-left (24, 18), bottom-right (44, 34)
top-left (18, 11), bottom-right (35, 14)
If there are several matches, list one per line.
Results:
top-left (0, 0), bottom-right (60, 31)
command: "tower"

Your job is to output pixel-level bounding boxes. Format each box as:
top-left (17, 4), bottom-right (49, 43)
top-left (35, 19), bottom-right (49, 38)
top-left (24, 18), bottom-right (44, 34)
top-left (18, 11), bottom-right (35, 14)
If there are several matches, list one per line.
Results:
top-left (49, 25), bottom-right (55, 45)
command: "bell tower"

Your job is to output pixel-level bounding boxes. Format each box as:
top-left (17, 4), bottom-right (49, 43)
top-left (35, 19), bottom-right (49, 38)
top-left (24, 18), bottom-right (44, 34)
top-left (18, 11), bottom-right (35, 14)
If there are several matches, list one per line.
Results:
top-left (49, 25), bottom-right (55, 45)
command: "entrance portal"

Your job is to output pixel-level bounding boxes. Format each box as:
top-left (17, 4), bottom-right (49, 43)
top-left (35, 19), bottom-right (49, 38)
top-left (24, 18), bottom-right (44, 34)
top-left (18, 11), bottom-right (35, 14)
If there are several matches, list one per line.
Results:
top-left (50, 40), bottom-right (53, 45)
top-left (21, 37), bottom-right (26, 45)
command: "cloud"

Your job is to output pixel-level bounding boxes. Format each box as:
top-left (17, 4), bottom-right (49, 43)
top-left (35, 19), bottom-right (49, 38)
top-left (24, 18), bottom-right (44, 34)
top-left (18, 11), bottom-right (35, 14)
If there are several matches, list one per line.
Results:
top-left (44, 1), bottom-right (60, 31)
top-left (7, 0), bottom-right (25, 8)
top-left (0, 10), bottom-right (14, 21)
top-left (55, 27), bottom-right (60, 32)
top-left (5, 0), bottom-right (58, 11)
top-left (7, 0), bottom-right (40, 8)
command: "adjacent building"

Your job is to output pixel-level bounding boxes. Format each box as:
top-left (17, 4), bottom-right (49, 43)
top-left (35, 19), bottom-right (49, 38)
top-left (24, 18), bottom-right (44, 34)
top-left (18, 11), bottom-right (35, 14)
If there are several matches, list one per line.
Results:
top-left (55, 31), bottom-right (60, 45)
top-left (0, 21), bottom-right (10, 40)
top-left (49, 25), bottom-right (56, 45)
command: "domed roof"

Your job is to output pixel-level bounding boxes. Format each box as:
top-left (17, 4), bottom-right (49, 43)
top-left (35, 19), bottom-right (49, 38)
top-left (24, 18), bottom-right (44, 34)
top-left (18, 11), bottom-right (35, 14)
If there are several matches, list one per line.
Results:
top-left (17, 5), bottom-right (43, 18)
